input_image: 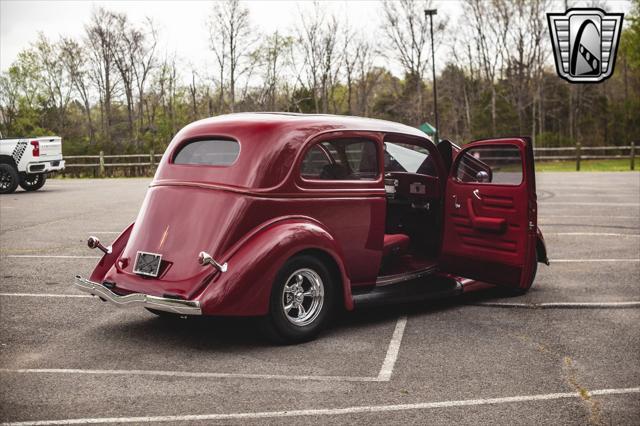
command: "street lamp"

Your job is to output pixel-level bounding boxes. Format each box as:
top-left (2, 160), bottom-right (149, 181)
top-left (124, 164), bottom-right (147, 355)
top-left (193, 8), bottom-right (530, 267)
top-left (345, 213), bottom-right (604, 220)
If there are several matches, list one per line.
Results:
top-left (424, 9), bottom-right (439, 143)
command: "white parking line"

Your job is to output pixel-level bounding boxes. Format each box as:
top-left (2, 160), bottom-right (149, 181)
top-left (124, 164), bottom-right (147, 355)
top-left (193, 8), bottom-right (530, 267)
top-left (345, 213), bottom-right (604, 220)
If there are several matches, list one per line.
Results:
top-left (551, 259), bottom-right (640, 263)
top-left (0, 293), bottom-right (90, 298)
top-left (4, 254), bottom-right (639, 263)
top-left (545, 232), bottom-right (640, 237)
top-left (540, 202), bottom-right (640, 206)
top-left (0, 368), bottom-right (377, 383)
top-left (2, 387), bottom-right (638, 425)
top-left (4, 255), bottom-right (101, 259)
top-left (377, 316), bottom-right (407, 381)
top-left (471, 301), bottom-right (640, 309)
top-left (540, 215), bottom-right (638, 219)
top-left (0, 316), bottom-right (407, 383)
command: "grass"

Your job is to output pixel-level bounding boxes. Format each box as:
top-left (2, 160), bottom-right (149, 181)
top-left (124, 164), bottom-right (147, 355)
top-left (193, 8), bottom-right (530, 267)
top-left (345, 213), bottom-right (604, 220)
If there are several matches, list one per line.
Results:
top-left (535, 159), bottom-right (636, 172)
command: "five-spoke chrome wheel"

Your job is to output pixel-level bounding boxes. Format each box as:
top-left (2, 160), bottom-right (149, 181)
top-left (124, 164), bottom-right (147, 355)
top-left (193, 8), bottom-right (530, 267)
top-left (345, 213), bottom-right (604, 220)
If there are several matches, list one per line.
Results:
top-left (282, 268), bottom-right (324, 327)
top-left (263, 255), bottom-right (335, 343)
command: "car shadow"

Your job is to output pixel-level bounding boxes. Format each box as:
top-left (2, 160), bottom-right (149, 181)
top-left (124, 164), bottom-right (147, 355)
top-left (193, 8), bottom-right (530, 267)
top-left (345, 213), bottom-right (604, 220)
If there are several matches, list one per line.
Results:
top-left (92, 296), bottom-right (466, 350)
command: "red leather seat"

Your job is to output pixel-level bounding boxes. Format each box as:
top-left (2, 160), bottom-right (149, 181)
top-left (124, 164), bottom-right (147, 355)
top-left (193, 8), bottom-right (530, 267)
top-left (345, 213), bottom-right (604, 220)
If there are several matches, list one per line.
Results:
top-left (383, 233), bottom-right (410, 257)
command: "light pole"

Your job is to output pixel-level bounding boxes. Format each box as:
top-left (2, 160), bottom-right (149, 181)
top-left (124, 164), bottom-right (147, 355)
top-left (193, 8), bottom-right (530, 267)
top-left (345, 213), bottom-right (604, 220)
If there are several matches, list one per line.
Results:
top-left (424, 9), bottom-right (439, 143)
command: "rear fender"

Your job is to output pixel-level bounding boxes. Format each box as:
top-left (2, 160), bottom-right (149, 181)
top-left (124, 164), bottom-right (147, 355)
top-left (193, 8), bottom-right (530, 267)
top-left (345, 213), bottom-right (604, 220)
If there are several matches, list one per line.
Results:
top-left (197, 218), bottom-right (352, 316)
top-left (89, 223), bottom-right (135, 283)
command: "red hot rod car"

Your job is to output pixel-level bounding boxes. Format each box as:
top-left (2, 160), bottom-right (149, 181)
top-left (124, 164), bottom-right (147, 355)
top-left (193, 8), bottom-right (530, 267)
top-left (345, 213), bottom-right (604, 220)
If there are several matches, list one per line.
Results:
top-left (75, 113), bottom-right (548, 343)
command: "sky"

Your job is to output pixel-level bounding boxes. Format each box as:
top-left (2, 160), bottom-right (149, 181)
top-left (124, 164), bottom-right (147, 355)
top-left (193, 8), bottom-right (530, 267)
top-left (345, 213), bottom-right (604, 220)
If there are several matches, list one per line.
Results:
top-left (0, 0), bottom-right (633, 75)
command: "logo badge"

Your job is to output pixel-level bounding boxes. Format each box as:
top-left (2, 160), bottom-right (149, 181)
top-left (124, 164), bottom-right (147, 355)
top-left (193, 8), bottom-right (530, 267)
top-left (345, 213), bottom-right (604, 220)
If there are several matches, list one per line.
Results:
top-left (547, 8), bottom-right (623, 83)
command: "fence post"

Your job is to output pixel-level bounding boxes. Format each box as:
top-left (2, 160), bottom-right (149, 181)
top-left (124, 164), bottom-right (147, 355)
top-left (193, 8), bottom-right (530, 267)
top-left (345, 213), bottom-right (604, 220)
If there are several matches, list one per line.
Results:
top-left (150, 149), bottom-right (155, 166)
top-left (631, 142), bottom-right (635, 171)
top-left (99, 150), bottom-right (105, 177)
top-left (575, 143), bottom-right (581, 171)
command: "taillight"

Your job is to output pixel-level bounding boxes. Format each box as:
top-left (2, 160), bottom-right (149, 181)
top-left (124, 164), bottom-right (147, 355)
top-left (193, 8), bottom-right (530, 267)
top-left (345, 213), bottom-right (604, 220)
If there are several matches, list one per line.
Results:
top-left (30, 140), bottom-right (40, 156)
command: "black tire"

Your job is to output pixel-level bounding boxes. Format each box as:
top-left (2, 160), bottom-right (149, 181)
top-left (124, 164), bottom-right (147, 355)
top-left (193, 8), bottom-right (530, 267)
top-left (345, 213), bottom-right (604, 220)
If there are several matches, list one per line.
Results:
top-left (0, 164), bottom-right (19, 194)
top-left (19, 173), bottom-right (47, 191)
top-left (261, 255), bottom-right (336, 344)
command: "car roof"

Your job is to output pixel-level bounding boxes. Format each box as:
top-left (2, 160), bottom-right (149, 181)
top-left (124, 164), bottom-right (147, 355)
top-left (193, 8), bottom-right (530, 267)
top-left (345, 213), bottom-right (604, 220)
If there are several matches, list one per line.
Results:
top-left (156, 113), bottom-right (433, 190)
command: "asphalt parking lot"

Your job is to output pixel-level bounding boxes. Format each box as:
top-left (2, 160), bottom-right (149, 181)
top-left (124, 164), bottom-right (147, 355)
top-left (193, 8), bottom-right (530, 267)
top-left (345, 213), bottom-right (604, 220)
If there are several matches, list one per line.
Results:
top-left (0, 172), bottom-right (638, 425)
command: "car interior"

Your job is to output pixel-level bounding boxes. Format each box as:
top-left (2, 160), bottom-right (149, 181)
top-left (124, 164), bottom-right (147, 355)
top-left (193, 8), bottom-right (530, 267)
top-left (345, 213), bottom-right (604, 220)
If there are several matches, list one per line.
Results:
top-left (379, 137), bottom-right (454, 280)
top-left (299, 135), bottom-right (460, 283)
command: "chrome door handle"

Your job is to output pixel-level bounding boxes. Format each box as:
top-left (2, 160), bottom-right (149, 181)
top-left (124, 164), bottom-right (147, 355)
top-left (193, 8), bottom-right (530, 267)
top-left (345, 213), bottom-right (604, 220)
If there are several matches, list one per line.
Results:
top-left (473, 189), bottom-right (482, 200)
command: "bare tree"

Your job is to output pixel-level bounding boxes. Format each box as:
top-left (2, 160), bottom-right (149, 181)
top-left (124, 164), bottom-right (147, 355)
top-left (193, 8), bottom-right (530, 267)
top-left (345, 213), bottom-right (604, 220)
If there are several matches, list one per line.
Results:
top-left (85, 7), bottom-right (121, 144)
top-left (354, 41), bottom-right (381, 117)
top-left (464, 0), bottom-right (510, 134)
top-left (382, 0), bottom-right (443, 122)
top-left (296, 2), bottom-right (341, 113)
top-left (60, 37), bottom-right (95, 143)
top-left (207, 0), bottom-right (254, 112)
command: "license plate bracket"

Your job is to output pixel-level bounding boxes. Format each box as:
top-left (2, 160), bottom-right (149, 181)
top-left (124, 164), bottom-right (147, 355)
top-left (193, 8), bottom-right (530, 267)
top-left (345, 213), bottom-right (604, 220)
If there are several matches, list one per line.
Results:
top-left (133, 251), bottom-right (163, 277)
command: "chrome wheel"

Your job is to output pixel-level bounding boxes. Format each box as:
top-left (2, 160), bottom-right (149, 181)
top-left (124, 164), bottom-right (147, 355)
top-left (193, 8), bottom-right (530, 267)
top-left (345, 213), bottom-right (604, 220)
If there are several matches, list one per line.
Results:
top-left (282, 268), bottom-right (324, 327)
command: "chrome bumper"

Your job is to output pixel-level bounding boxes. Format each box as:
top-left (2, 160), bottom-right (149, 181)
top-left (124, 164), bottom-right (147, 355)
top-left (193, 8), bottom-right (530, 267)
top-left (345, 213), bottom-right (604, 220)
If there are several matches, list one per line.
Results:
top-left (73, 276), bottom-right (202, 315)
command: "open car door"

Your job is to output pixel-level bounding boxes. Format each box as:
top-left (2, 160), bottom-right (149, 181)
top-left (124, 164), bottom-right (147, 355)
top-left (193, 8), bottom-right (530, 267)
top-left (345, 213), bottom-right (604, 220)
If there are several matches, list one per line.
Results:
top-left (439, 138), bottom-right (537, 289)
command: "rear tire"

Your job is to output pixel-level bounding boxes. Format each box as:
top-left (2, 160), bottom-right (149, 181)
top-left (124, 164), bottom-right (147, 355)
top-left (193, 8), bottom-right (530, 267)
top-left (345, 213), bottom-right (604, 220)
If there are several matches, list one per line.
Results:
top-left (0, 164), bottom-right (19, 194)
top-left (19, 173), bottom-right (47, 191)
top-left (261, 255), bottom-right (335, 344)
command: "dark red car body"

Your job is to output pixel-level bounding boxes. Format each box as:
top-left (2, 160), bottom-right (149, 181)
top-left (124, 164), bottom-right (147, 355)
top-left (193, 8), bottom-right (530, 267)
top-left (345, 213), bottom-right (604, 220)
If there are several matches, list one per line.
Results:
top-left (76, 113), bottom-right (548, 322)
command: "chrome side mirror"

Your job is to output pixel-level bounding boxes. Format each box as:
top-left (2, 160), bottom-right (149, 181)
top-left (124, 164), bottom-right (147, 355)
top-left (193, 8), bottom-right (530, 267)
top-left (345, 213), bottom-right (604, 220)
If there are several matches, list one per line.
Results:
top-left (476, 171), bottom-right (490, 183)
top-left (198, 251), bottom-right (228, 273)
top-left (87, 236), bottom-right (111, 255)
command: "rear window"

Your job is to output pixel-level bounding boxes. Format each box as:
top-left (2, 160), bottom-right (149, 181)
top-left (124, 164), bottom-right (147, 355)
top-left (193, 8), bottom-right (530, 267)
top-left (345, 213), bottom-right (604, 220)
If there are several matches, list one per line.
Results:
top-left (173, 139), bottom-right (240, 166)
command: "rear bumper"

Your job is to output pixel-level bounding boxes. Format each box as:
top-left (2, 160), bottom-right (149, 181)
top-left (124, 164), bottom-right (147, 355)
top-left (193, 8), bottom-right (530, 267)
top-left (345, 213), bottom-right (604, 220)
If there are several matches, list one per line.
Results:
top-left (73, 276), bottom-right (202, 315)
top-left (27, 159), bottom-right (65, 173)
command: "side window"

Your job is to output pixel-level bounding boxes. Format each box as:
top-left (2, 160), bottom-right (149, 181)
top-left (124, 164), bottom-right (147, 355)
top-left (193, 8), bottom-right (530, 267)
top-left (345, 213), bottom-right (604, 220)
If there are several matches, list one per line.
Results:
top-left (301, 145), bottom-right (331, 177)
top-left (455, 145), bottom-right (523, 185)
top-left (300, 138), bottom-right (379, 181)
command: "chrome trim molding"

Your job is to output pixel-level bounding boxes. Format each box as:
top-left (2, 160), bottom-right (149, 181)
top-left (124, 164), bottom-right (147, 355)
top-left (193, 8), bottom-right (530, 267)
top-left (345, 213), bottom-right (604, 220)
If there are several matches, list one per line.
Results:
top-left (73, 276), bottom-right (202, 315)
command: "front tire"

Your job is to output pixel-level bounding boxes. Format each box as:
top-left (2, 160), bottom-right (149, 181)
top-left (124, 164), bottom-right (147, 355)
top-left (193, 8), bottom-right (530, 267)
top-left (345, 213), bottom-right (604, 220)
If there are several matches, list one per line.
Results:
top-left (261, 255), bottom-right (336, 344)
top-left (19, 173), bottom-right (46, 191)
top-left (0, 164), bottom-right (19, 194)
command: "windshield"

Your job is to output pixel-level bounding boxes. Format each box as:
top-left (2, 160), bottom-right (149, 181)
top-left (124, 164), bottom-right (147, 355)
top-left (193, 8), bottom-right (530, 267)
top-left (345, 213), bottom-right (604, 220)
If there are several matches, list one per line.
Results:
top-left (384, 142), bottom-right (430, 173)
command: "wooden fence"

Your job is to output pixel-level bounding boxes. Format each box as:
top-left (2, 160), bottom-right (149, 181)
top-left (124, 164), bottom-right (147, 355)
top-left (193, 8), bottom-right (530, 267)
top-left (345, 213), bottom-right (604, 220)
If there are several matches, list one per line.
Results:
top-left (60, 143), bottom-right (637, 177)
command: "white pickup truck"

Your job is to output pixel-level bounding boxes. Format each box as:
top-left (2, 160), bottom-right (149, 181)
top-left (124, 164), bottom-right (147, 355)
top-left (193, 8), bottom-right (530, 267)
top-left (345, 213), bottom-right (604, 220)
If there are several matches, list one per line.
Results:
top-left (0, 136), bottom-right (65, 194)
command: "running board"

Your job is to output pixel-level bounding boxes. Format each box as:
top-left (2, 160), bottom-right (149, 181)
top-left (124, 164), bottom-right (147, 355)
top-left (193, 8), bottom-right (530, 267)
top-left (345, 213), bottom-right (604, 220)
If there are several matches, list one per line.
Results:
top-left (352, 275), bottom-right (462, 308)
top-left (375, 265), bottom-right (438, 286)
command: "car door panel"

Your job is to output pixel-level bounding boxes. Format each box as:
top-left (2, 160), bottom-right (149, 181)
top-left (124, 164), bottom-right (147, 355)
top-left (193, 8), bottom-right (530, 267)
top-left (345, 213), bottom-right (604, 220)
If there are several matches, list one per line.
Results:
top-left (439, 138), bottom-right (536, 289)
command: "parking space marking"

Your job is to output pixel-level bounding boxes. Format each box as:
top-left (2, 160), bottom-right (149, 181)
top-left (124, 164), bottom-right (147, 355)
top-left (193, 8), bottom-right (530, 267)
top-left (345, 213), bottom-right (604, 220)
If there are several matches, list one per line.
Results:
top-left (551, 259), bottom-right (640, 263)
top-left (2, 387), bottom-right (638, 425)
top-left (471, 301), bottom-right (640, 309)
top-left (0, 368), bottom-right (379, 383)
top-left (4, 255), bottom-right (101, 259)
top-left (377, 316), bottom-right (407, 381)
top-left (0, 316), bottom-right (407, 383)
top-left (0, 293), bottom-right (91, 298)
top-left (5, 255), bottom-right (640, 263)
top-left (539, 215), bottom-right (638, 219)
top-left (545, 232), bottom-right (640, 237)
top-left (540, 202), bottom-right (640, 206)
